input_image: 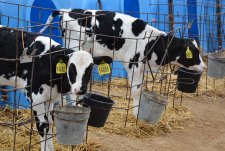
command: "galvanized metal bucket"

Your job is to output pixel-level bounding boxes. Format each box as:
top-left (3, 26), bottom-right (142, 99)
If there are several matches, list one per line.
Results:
top-left (138, 91), bottom-right (168, 124)
top-left (207, 55), bottom-right (225, 79)
top-left (54, 106), bottom-right (90, 145)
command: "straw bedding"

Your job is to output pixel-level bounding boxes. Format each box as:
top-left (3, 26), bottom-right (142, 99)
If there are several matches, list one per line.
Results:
top-left (0, 103), bottom-right (191, 150)
top-left (0, 70), bottom-right (224, 150)
top-left (0, 106), bottom-right (105, 151)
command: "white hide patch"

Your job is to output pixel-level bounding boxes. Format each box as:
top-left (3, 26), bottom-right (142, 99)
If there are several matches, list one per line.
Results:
top-left (146, 52), bottom-right (160, 73)
top-left (67, 50), bottom-right (93, 93)
top-left (191, 39), bottom-right (206, 71)
top-left (32, 84), bottom-right (60, 106)
top-left (32, 36), bottom-right (60, 57)
top-left (112, 25), bottom-right (115, 30)
top-left (23, 70), bottom-right (28, 75)
top-left (172, 56), bottom-right (206, 72)
top-left (188, 54), bottom-right (206, 72)
top-left (86, 10), bottom-right (99, 28)
top-left (192, 40), bottom-right (199, 49)
top-left (0, 75), bottom-right (27, 89)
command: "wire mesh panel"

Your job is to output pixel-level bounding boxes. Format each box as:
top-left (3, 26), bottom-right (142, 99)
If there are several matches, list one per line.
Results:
top-left (0, 0), bottom-right (224, 151)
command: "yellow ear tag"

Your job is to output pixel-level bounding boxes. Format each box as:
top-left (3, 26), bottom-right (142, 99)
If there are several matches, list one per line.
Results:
top-left (98, 62), bottom-right (111, 76)
top-left (186, 46), bottom-right (193, 59)
top-left (56, 59), bottom-right (67, 74)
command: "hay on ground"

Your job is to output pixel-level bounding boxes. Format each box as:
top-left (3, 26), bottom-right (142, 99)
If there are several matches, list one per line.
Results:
top-left (1, 71), bottom-right (223, 150)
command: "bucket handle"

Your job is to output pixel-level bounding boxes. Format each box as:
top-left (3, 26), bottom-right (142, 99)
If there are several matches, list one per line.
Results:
top-left (54, 114), bottom-right (89, 123)
top-left (208, 55), bottom-right (225, 63)
top-left (81, 103), bottom-right (113, 111)
top-left (142, 93), bottom-right (167, 105)
top-left (177, 68), bottom-right (202, 75)
top-left (83, 97), bottom-right (114, 105)
top-left (177, 78), bottom-right (195, 85)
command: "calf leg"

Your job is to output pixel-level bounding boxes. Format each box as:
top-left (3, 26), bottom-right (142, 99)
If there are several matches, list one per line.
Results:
top-left (126, 63), bottom-right (145, 117)
top-left (33, 102), bottom-right (54, 151)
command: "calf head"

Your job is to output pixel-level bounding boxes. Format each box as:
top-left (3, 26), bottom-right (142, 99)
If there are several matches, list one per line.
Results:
top-left (176, 39), bottom-right (206, 72)
top-left (25, 36), bottom-right (60, 56)
top-left (53, 50), bottom-right (112, 95)
top-left (18, 31), bottom-right (37, 49)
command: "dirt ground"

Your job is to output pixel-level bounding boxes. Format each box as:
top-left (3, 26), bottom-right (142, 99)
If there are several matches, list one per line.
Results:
top-left (89, 94), bottom-right (225, 151)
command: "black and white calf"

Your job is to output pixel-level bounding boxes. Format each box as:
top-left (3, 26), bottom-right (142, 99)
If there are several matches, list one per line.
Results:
top-left (40, 9), bottom-right (206, 116)
top-left (0, 26), bottom-right (112, 151)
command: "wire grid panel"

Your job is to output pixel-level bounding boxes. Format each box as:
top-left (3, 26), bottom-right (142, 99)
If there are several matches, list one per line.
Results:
top-left (0, 3), bottom-right (178, 150)
top-left (0, 0), bottom-right (224, 150)
top-left (139, 0), bottom-right (225, 53)
top-left (0, 3), bottom-right (71, 151)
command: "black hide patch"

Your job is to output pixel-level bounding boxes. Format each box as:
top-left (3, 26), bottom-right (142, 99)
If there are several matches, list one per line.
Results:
top-left (2, 72), bottom-right (14, 80)
top-left (39, 87), bottom-right (44, 94)
top-left (80, 64), bottom-right (93, 94)
top-left (59, 16), bottom-right (66, 37)
top-left (68, 9), bottom-right (126, 51)
top-left (33, 110), bottom-right (49, 137)
top-left (0, 27), bottom-right (35, 88)
top-left (177, 40), bottom-right (201, 67)
top-left (69, 9), bottom-right (85, 19)
top-left (69, 9), bottom-right (92, 28)
top-left (132, 19), bottom-right (147, 36)
top-left (94, 11), bottom-right (125, 50)
top-left (129, 53), bottom-right (140, 69)
top-left (93, 56), bottom-right (113, 65)
top-left (19, 32), bottom-right (37, 49)
top-left (143, 35), bottom-right (201, 68)
top-left (144, 35), bottom-right (180, 65)
top-left (144, 35), bottom-right (170, 65)
top-left (143, 41), bottom-right (154, 62)
top-left (0, 27), bottom-right (37, 59)
top-left (78, 11), bottom-right (93, 28)
top-left (68, 63), bottom-right (77, 84)
top-left (27, 41), bottom-right (45, 55)
top-left (52, 10), bottom-right (60, 17)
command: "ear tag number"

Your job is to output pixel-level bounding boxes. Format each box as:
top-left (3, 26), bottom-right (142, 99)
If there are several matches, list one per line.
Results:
top-left (56, 59), bottom-right (67, 74)
top-left (98, 62), bottom-right (111, 76)
top-left (186, 46), bottom-right (193, 59)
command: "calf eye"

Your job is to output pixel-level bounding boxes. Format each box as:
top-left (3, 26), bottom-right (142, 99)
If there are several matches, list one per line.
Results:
top-left (68, 64), bottom-right (77, 84)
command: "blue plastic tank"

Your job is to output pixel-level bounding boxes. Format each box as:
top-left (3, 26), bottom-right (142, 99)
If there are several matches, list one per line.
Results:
top-left (0, 86), bottom-right (29, 109)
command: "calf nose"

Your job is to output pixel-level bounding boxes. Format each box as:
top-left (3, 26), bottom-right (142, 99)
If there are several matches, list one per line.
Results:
top-left (201, 62), bottom-right (207, 71)
top-left (74, 87), bottom-right (85, 95)
top-left (74, 88), bottom-right (81, 94)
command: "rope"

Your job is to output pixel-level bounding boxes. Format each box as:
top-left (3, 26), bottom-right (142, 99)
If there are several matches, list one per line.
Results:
top-left (21, 30), bottom-right (24, 49)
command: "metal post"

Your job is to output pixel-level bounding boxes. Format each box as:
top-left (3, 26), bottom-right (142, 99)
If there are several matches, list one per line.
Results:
top-left (168, 0), bottom-right (174, 32)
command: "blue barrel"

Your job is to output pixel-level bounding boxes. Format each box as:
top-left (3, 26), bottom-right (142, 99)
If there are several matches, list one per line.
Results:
top-left (0, 86), bottom-right (29, 109)
top-left (187, 0), bottom-right (199, 43)
top-left (30, 0), bottom-right (62, 44)
top-left (0, 86), bottom-right (7, 107)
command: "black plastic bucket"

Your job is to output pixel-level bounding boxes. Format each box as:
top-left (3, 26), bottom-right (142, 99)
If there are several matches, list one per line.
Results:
top-left (82, 93), bottom-right (114, 127)
top-left (176, 67), bottom-right (202, 93)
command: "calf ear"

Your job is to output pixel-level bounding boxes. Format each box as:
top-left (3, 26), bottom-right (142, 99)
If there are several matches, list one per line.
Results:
top-left (52, 54), bottom-right (69, 66)
top-left (26, 42), bottom-right (36, 55)
top-left (93, 56), bottom-right (113, 65)
top-left (27, 41), bottom-right (45, 56)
